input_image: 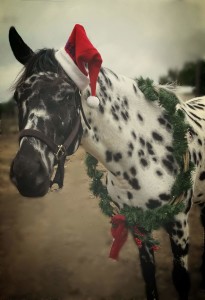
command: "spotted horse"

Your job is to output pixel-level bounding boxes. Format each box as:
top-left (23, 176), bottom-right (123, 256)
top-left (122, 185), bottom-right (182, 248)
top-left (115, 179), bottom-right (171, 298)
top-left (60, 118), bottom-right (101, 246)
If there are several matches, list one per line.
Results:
top-left (8, 25), bottom-right (205, 300)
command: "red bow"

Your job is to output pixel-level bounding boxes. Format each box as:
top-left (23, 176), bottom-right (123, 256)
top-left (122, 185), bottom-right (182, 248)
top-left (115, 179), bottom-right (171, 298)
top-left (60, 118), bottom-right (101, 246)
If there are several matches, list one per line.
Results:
top-left (109, 215), bottom-right (128, 260)
top-left (109, 216), bottom-right (160, 260)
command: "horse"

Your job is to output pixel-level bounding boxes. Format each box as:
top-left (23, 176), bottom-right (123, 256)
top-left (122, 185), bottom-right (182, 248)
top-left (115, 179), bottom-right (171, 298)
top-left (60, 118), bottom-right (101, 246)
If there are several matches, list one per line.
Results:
top-left (8, 25), bottom-right (205, 300)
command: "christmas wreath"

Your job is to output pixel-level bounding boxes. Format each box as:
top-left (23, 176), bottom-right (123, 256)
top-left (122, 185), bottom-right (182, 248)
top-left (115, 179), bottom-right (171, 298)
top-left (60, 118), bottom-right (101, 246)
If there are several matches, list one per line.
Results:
top-left (85, 77), bottom-right (194, 259)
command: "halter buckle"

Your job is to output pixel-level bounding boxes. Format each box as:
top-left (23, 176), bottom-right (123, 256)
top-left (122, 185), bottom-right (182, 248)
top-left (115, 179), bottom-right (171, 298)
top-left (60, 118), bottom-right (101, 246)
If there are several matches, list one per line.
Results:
top-left (55, 145), bottom-right (66, 160)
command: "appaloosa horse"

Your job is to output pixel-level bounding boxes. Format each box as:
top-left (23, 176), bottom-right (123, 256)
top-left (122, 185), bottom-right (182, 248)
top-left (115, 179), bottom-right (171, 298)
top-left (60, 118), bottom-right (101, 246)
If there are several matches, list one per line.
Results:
top-left (8, 25), bottom-right (205, 300)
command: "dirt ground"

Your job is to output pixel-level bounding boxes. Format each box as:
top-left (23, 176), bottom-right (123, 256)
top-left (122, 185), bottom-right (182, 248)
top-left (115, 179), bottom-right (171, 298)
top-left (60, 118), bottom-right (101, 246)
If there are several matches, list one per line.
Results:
top-left (0, 133), bottom-right (205, 300)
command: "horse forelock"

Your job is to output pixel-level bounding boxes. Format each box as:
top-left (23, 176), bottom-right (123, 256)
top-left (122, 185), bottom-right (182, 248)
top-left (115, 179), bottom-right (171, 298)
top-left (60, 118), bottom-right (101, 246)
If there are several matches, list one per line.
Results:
top-left (12, 48), bottom-right (64, 91)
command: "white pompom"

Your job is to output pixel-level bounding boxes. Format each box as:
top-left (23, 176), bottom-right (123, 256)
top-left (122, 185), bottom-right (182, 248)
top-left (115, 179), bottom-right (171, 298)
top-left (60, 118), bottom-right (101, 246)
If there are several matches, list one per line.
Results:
top-left (87, 96), bottom-right (100, 108)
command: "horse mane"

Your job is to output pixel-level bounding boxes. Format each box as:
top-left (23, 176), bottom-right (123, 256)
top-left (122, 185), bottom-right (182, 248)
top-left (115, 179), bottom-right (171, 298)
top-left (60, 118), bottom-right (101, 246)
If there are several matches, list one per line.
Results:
top-left (12, 48), bottom-right (62, 90)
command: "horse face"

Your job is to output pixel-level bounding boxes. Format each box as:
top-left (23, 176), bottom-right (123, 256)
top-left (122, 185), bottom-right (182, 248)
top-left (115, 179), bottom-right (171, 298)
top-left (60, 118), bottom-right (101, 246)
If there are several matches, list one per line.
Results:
top-left (9, 27), bottom-right (81, 197)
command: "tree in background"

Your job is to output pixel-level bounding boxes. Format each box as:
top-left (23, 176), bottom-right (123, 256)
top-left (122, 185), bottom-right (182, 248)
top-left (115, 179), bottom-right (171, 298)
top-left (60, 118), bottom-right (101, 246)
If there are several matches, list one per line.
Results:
top-left (159, 60), bottom-right (205, 96)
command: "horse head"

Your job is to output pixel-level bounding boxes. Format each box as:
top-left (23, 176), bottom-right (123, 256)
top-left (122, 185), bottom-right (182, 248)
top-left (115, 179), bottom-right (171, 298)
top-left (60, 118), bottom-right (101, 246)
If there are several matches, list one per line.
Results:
top-left (9, 27), bottom-right (82, 197)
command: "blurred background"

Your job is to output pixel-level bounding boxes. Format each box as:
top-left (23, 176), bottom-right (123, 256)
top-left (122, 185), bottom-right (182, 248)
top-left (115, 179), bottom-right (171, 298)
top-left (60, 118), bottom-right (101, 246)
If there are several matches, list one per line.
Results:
top-left (1, 0), bottom-right (205, 299)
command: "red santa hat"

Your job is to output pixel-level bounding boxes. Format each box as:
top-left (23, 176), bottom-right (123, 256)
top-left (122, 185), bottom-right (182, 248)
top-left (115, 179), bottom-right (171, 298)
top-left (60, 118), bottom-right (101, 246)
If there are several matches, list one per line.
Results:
top-left (55, 24), bottom-right (103, 108)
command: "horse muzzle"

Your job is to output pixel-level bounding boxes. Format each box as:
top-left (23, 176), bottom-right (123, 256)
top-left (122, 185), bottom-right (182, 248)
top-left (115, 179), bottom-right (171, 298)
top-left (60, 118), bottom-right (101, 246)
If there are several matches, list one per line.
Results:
top-left (10, 151), bottom-right (50, 197)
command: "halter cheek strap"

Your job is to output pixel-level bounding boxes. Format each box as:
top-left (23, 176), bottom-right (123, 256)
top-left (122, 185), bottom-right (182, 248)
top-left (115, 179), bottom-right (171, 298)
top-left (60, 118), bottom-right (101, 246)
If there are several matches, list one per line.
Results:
top-left (19, 116), bottom-right (82, 189)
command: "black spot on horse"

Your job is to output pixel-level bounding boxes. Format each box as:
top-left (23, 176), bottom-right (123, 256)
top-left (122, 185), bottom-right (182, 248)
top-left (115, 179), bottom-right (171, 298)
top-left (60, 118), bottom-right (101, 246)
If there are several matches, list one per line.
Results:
top-left (129, 178), bottom-right (141, 190)
top-left (199, 172), bottom-right (205, 181)
top-left (107, 68), bottom-right (119, 80)
top-left (133, 84), bottom-right (138, 94)
top-left (162, 159), bottom-right (174, 173)
top-left (94, 134), bottom-right (99, 142)
top-left (156, 170), bottom-right (163, 176)
top-left (137, 113), bottom-right (143, 122)
top-left (84, 128), bottom-right (88, 136)
top-left (111, 106), bottom-right (116, 113)
top-left (131, 131), bottom-right (137, 140)
top-left (130, 167), bottom-right (137, 176)
top-left (197, 193), bottom-right (203, 197)
top-left (146, 199), bottom-right (162, 209)
top-left (152, 131), bottom-right (163, 142)
top-left (146, 142), bottom-right (155, 155)
top-left (159, 193), bottom-right (170, 201)
top-left (158, 117), bottom-right (166, 125)
top-left (129, 142), bottom-right (134, 150)
top-left (113, 152), bottom-right (122, 162)
top-left (106, 150), bottom-right (112, 162)
top-left (101, 97), bottom-right (106, 105)
top-left (123, 96), bottom-right (129, 108)
top-left (198, 138), bottom-right (202, 146)
top-left (166, 123), bottom-right (172, 131)
top-left (99, 104), bottom-right (104, 114)
top-left (123, 172), bottom-right (130, 181)
top-left (112, 112), bottom-right (119, 121)
top-left (140, 158), bottom-right (148, 167)
top-left (139, 137), bottom-right (145, 147)
top-left (166, 146), bottom-right (173, 152)
top-left (105, 175), bottom-right (108, 185)
top-left (187, 103), bottom-right (196, 110)
top-left (127, 191), bottom-right (133, 200)
top-left (193, 151), bottom-right (197, 164)
top-left (127, 151), bottom-right (132, 157)
top-left (86, 90), bottom-right (91, 97)
top-left (114, 104), bottom-right (120, 111)
top-left (138, 149), bottom-right (144, 157)
top-left (121, 111), bottom-right (129, 121)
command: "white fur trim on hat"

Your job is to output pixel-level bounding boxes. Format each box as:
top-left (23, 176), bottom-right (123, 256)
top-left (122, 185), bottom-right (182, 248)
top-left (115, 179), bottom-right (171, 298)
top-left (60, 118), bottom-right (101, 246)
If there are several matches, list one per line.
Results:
top-left (55, 48), bottom-right (90, 91)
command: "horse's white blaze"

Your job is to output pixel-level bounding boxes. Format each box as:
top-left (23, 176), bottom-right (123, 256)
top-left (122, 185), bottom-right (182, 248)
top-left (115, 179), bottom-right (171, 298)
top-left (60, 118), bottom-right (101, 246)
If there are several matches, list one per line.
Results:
top-left (33, 141), bottom-right (50, 172)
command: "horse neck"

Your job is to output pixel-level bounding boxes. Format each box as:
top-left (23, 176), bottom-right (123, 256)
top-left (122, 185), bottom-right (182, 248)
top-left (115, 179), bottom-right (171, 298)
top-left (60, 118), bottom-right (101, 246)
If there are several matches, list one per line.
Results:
top-left (80, 67), bottom-right (172, 173)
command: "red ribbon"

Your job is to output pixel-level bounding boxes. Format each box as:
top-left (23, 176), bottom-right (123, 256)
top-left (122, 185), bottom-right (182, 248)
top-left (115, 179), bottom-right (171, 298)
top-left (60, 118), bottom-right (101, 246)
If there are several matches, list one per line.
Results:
top-left (109, 214), bottom-right (128, 260)
top-left (109, 216), bottom-right (160, 260)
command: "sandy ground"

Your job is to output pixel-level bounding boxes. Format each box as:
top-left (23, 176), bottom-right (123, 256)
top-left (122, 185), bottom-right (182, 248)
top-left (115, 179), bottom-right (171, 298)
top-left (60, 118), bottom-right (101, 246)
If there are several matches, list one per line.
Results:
top-left (0, 133), bottom-right (205, 300)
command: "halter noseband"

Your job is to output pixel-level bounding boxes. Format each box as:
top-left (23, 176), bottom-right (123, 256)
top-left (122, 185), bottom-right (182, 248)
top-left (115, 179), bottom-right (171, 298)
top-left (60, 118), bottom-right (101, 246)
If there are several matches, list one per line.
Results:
top-left (19, 113), bottom-right (82, 189)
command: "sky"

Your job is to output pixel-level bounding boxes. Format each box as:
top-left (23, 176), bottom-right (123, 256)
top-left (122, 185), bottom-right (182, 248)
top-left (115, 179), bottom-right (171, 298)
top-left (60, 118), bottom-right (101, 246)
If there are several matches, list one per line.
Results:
top-left (1, 0), bottom-right (205, 102)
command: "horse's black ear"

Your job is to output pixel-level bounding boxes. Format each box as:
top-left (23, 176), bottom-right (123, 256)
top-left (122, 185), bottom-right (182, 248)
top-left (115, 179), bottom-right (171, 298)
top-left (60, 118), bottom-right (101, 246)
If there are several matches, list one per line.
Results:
top-left (9, 26), bottom-right (34, 65)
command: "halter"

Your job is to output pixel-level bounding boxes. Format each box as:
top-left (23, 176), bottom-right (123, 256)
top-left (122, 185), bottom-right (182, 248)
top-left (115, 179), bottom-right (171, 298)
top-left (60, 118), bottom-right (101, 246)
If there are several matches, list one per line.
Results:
top-left (19, 115), bottom-right (81, 188)
top-left (18, 89), bottom-right (90, 189)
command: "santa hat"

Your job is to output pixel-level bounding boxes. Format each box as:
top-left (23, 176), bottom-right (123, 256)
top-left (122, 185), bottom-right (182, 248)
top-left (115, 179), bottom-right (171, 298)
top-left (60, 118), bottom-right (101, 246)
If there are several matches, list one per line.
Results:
top-left (55, 24), bottom-right (102, 108)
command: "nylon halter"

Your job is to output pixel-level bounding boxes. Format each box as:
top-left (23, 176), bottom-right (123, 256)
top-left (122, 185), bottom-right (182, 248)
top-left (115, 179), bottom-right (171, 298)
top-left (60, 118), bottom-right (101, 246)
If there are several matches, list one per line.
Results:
top-left (18, 90), bottom-right (90, 189)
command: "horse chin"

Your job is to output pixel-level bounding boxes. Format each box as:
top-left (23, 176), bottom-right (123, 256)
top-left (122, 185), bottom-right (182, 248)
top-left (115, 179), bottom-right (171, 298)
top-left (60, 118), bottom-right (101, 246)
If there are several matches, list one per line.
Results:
top-left (17, 181), bottom-right (50, 198)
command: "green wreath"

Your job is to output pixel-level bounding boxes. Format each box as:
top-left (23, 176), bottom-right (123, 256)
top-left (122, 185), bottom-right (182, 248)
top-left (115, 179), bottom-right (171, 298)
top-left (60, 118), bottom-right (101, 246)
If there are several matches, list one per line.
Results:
top-left (84, 77), bottom-right (194, 247)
